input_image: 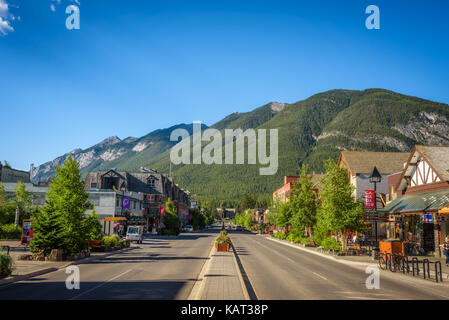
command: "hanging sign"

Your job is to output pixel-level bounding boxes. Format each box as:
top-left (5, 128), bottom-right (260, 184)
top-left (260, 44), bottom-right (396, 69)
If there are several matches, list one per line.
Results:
top-left (123, 196), bottom-right (130, 210)
top-left (365, 190), bottom-right (376, 210)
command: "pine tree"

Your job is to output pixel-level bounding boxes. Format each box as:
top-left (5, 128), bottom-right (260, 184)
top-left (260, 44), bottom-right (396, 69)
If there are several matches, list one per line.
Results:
top-left (31, 156), bottom-right (90, 255)
top-left (30, 204), bottom-right (65, 256)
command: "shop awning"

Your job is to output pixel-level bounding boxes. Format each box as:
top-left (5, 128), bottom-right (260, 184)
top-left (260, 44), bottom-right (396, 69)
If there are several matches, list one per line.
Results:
top-left (379, 189), bottom-right (449, 214)
top-left (103, 217), bottom-right (127, 221)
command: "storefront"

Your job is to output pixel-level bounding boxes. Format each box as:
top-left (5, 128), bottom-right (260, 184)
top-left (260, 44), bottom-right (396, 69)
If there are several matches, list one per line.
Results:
top-left (381, 189), bottom-right (449, 256)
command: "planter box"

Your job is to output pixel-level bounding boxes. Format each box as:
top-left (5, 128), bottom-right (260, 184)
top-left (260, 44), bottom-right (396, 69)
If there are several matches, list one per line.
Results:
top-left (216, 243), bottom-right (230, 252)
top-left (88, 240), bottom-right (102, 250)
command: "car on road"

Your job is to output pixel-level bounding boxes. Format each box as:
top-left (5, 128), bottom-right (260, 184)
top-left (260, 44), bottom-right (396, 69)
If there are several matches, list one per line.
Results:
top-left (126, 225), bottom-right (144, 244)
top-left (184, 225), bottom-right (193, 232)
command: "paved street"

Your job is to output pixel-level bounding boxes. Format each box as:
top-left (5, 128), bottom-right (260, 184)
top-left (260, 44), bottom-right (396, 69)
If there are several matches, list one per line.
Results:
top-left (0, 231), bottom-right (216, 300)
top-left (230, 232), bottom-right (449, 300)
top-left (2, 227), bottom-right (449, 300)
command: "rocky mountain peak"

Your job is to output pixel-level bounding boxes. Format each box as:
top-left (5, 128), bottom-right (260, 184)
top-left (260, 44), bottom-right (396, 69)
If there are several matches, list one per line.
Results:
top-left (269, 102), bottom-right (286, 112)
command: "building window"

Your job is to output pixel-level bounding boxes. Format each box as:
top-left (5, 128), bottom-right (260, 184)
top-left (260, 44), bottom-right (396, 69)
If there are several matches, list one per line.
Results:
top-left (148, 179), bottom-right (155, 187)
top-left (91, 183), bottom-right (97, 189)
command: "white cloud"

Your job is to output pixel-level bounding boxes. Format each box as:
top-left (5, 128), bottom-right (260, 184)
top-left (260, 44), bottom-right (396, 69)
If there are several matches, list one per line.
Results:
top-left (0, 0), bottom-right (14, 35)
top-left (0, 0), bottom-right (9, 16)
top-left (50, 3), bottom-right (56, 12)
top-left (0, 16), bottom-right (13, 35)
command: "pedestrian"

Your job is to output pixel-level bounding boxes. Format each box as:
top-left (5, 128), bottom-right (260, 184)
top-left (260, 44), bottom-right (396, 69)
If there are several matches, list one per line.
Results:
top-left (440, 236), bottom-right (449, 266)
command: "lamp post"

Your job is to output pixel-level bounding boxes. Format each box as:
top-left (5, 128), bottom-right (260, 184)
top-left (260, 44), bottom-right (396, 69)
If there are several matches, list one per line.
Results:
top-left (369, 166), bottom-right (382, 243)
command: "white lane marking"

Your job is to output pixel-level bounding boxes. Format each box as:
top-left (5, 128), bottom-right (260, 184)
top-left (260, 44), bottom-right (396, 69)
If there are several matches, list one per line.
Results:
top-left (69, 268), bottom-right (135, 300)
top-left (312, 272), bottom-right (328, 281)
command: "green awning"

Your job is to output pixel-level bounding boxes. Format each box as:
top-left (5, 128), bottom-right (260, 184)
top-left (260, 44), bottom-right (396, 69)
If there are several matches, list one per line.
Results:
top-left (380, 189), bottom-right (449, 214)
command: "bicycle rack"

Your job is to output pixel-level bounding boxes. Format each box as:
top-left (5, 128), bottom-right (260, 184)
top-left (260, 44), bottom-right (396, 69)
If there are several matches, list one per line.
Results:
top-left (411, 257), bottom-right (420, 276)
top-left (423, 259), bottom-right (430, 279)
top-left (435, 261), bottom-right (443, 283)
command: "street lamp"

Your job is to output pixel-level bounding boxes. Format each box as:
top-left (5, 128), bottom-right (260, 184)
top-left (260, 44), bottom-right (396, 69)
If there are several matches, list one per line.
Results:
top-left (369, 166), bottom-right (382, 243)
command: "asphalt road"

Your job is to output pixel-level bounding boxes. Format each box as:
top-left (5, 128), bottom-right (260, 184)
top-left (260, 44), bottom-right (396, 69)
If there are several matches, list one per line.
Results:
top-left (0, 230), bottom-right (216, 300)
top-left (230, 231), bottom-right (449, 300)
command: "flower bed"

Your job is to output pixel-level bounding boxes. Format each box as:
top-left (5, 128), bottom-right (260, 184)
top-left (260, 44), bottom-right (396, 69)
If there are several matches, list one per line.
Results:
top-left (215, 230), bottom-right (232, 252)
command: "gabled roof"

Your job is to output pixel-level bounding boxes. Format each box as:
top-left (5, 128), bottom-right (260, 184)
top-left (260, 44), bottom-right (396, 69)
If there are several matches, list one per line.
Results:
top-left (395, 145), bottom-right (449, 192)
top-left (338, 151), bottom-right (409, 175)
top-left (415, 146), bottom-right (449, 182)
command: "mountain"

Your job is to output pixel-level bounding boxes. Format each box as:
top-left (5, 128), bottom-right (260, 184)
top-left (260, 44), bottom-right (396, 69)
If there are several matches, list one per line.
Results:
top-left (31, 123), bottom-right (208, 183)
top-left (32, 89), bottom-right (449, 200)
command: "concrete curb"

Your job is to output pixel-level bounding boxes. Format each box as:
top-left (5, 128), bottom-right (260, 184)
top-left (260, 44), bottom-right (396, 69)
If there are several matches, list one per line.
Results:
top-left (0, 246), bottom-right (133, 286)
top-left (230, 244), bottom-right (250, 300)
top-left (267, 237), bottom-right (449, 281)
top-left (267, 236), bottom-right (374, 268)
top-left (187, 242), bottom-right (216, 300)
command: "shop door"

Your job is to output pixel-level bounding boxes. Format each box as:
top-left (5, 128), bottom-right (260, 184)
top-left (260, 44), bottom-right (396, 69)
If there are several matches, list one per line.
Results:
top-left (422, 223), bottom-right (435, 253)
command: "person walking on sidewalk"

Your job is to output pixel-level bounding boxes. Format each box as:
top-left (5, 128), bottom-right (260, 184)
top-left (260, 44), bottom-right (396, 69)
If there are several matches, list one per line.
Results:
top-left (440, 236), bottom-right (449, 266)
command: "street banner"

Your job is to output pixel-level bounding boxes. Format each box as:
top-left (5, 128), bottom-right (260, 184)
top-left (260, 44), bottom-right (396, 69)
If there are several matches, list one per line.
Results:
top-left (365, 189), bottom-right (375, 210)
top-left (123, 196), bottom-right (130, 209)
top-left (21, 219), bottom-right (33, 245)
top-left (161, 207), bottom-right (165, 216)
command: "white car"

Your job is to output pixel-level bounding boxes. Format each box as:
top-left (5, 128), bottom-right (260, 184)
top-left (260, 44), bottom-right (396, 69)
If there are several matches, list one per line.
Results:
top-left (126, 226), bottom-right (144, 244)
top-left (184, 225), bottom-right (193, 232)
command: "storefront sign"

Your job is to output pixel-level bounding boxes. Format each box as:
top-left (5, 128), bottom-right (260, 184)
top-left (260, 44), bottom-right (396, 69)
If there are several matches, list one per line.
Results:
top-left (365, 190), bottom-right (375, 210)
top-left (422, 214), bottom-right (433, 223)
top-left (364, 211), bottom-right (388, 222)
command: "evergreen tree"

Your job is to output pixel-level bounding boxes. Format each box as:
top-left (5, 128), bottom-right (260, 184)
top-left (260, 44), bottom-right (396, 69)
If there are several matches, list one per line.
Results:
top-left (29, 204), bottom-right (65, 256)
top-left (84, 206), bottom-right (103, 240)
top-left (317, 159), bottom-right (364, 250)
top-left (289, 164), bottom-right (318, 237)
top-left (31, 156), bottom-right (90, 255)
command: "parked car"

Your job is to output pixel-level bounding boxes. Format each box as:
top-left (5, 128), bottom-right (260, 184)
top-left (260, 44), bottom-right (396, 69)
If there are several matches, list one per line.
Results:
top-left (126, 225), bottom-right (144, 244)
top-left (184, 225), bottom-right (193, 232)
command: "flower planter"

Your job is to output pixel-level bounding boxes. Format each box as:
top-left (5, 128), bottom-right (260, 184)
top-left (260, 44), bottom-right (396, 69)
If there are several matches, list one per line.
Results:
top-left (88, 240), bottom-right (102, 250)
top-left (216, 243), bottom-right (230, 252)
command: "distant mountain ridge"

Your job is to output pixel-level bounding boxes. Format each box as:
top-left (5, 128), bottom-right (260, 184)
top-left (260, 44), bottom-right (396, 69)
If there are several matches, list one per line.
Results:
top-left (32, 89), bottom-right (449, 199)
top-left (31, 123), bottom-right (208, 183)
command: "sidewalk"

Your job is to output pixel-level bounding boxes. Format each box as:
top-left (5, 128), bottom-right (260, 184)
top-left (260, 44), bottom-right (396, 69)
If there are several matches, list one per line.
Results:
top-left (0, 240), bottom-right (133, 285)
top-left (188, 244), bottom-right (249, 300)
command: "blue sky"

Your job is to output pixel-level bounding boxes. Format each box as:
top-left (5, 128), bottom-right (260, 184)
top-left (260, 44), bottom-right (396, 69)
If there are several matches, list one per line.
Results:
top-left (1, 0), bottom-right (448, 170)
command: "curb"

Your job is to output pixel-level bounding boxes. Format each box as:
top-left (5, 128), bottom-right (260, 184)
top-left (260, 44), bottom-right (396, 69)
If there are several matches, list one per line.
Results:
top-left (0, 246), bottom-right (133, 286)
top-left (267, 236), bottom-right (374, 268)
top-left (267, 237), bottom-right (449, 281)
top-left (230, 242), bottom-right (255, 300)
top-left (187, 242), bottom-right (216, 300)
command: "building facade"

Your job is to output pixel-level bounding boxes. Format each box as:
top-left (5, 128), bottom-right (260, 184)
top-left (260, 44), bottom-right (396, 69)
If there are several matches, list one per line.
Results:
top-left (84, 168), bottom-right (191, 232)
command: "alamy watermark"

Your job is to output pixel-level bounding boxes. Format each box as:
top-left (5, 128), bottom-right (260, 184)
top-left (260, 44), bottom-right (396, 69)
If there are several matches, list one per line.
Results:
top-left (65, 265), bottom-right (80, 290)
top-left (365, 5), bottom-right (380, 30)
top-left (365, 265), bottom-right (380, 289)
top-left (170, 121), bottom-right (278, 175)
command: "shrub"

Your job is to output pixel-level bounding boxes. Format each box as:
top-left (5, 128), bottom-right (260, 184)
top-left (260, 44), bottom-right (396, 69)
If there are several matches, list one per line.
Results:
top-left (0, 252), bottom-right (13, 278)
top-left (0, 224), bottom-right (21, 240)
top-left (273, 232), bottom-right (287, 240)
top-left (84, 212), bottom-right (103, 240)
top-left (320, 237), bottom-right (342, 252)
top-left (102, 235), bottom-right (121, 248)
top-left (215, 234), bottom-right (232, 246)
